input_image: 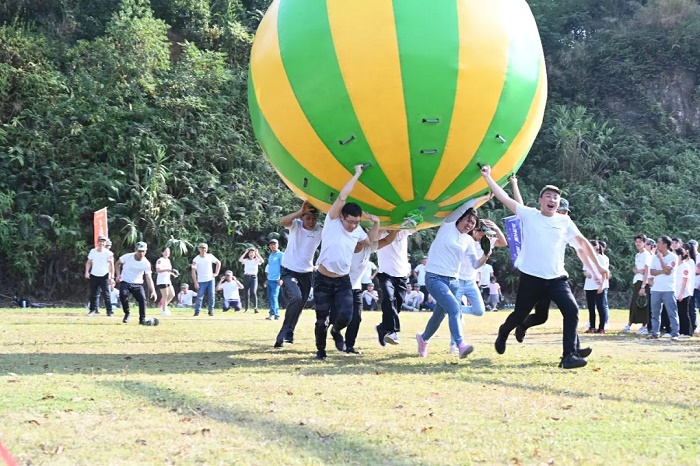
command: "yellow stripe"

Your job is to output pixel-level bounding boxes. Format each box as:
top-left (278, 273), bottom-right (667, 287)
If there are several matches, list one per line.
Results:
top-left (327, 0), bottom-right (413, 202)
top-left (425, 0), bottom-right (510, 200)
top-left (439, 61), bottom-right (547, 207)
top-left (251, 0), bottom-right (394, 211)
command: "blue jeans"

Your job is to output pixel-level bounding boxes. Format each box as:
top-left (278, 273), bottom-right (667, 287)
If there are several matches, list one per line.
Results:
top-left (422, 272), bottom-right (465, 347)
top-left (650, 290), bottom-right (679, 336)
top-left (194, 279), bottom-right (215, 314)
top-left (267, 279), bottom-right (281, 317)
top-left (450, 279), bottom-right (484, 346)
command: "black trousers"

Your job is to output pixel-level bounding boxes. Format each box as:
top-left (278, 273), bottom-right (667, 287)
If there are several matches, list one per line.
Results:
top-left (345, 289), bottom-right (363, 349)
top-left (522, 298), bottom-right (550, 330)
top-left (276, 267), bottom-right (313, 344)
top-left (376, 273), bottom-right (407, 335)
top-left (499, 273), bottom-right (580, 356)
top-left (313, 272), bottom-right (353, 351)
top-left (120, 282), bottom-right (147, 322)
top-left (585, 289), bottom-right (608, 330)
top-left (89, 273), bottom-right (112, 314)
top-left (242, 274), bottom-right (258, 310)
top-left (678, 296), bottom-right (693, 336)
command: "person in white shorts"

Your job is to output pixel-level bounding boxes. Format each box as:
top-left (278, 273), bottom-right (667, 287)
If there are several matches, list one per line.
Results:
top-left (155, 246), bottom-right (178, 316)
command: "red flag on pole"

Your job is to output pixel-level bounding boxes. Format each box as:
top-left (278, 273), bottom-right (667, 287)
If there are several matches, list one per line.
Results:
top-left (93, 208), bottom-right (108, 248)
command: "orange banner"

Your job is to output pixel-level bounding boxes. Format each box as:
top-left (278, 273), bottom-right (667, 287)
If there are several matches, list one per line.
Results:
top-left (93, 208), bottom-right (108, 248)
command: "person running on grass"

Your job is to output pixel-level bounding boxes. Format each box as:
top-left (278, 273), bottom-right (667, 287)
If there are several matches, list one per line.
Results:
top-left (481, 165), bottom-right (607, 369)
top-left (273, 200), bottom-right (322, 348)
top-left (313, 164), bottom-right (374, 360)
top-left (115, 241), bottom-right (157, 325)
top-left (155, 246), bottom-right (178, 316)
top-left (374, 228), bottom-right (412, 346)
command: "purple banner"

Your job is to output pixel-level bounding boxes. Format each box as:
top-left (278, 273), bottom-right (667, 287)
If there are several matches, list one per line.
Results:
top-left (503, 215), bottom-right (522, 268)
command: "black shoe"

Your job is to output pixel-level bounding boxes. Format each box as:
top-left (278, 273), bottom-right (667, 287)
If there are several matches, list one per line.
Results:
top-left (494, 336), bottom-right (507, 355)
top-left (559, 354), bottom-right (587, 369)
top-left (577, 347), bottom-right (592, 358)
top-left (330, 327), bottom-right (346, 352)
top-left (274, 340), bottom-right (283, 348)
top-left (254, 309), bottom-right (259, 314)
top-left (139, 320), bottom-right (146, 325)
top-left (515, 325), bottom-right (526, 343)
top-left (315, 350), bottom-right (327, 360)
top-left (122, 314), bottom-right (130, 324)
top-left (243, 309), bottom-right (248, 313)
top-left (106, 312), bottom-right (114, 317)
top-left (193, 312), bottom-right (199, 316)
top-left (376, 324), bottom-right (386, 347)
top-left (222, 309), bottom-right (228, 312)
top-left (208, 312), bottom-right (213, 316)
top-left (345, 347), bottom-right (361, 354)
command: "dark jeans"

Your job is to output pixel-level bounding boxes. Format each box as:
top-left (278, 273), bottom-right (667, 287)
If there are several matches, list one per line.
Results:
top-left (586, 289), bottom-right (608, 330)
top-left (119, 281), bottom-right (147, 322)
top-left (313, 272), bottom-right (353, 352)
top-left (376, 272), bottom-right (407, 336)
top-left (499, 273), bottom-right (579, 356)
top-left (345, 289), bottom-right (363, 349)
top-left (275, 267), bottom-right (313, 344)
top-left (89, 273), bottom-right (112, 314)
top-left (522, 298), bottom-right (550, 330)
top-left (678, 296), bottom-right (693, 336)
top-left (242, 274), bottom-right (258, 311)
top-left (222, 299), bottom-right (241, 312)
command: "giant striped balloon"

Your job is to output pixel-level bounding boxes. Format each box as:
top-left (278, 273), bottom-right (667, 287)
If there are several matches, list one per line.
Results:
top-left (248, 0), bottom-right (547, 229)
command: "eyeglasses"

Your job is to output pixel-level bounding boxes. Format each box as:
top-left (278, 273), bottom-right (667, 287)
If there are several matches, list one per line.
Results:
top-left (342, 217), bottom-right (360, 227)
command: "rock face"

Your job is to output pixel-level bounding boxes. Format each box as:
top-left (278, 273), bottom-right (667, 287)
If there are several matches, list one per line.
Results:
top-left (648, 67), bottom-right (700, 137)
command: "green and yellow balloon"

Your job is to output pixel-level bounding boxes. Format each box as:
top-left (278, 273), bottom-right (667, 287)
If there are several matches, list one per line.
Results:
top-left (248, 0), bottom-right (547, 229)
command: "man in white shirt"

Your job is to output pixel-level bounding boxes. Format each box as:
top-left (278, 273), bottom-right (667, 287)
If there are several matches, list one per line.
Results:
top-left (401, 284), bottom-right (423, 311)
top-left (216, 270), bottom-right (244, 312)
top-left (361, 260), bottom-right (378, 290)
top-left (85, 235), bottom-right (115, 317)
top-left (191, 243), bottom-right (221, 317)
top-left (274, 200), bottom-right (323, 348)
top-left (482, 166), bottom-right (607, 369)
top-left (412, 257), bottom-right (428, 298)
top-left (362, 284), bottom-right (379, 310)
top-left (177, 284), bottom-right (197, 307)
top-left (648, 236), bottom-right (680, 340)
top-left (625, 234), bottom-right (652, 334)
top-left (374, 229), bottom-right (408, 346)
top-left (115, 241), bottom-right (157, 324)
top-left (313, 164), bottom-right (374, 360)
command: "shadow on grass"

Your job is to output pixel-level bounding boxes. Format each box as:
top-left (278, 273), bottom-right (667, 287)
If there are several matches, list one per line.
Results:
top-left (99, 379), bottom-right (417, 466)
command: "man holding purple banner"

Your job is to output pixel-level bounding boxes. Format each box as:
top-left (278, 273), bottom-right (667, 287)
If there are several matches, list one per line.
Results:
top-left (481, 166), bottom-right (607, 369)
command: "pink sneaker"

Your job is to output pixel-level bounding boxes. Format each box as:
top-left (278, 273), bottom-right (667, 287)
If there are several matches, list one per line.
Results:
top-left (458, 342), bottom-right (474, 359)
top-left (416, 333), bottom-right (428, 357)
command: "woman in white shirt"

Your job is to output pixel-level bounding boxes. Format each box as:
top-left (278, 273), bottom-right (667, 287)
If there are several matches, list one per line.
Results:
top-left (416, 196), bottom-right (491, 359)
top-left (155, 247), bottom-right (178, 316)
top-left (583, 240), bottom-right (608, 334)
top-left (675, 244), bottom-right (695, 337)
top-left (239, 247), bottom-right (264, 313)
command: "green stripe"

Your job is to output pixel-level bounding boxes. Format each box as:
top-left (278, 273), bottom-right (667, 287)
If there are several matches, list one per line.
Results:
top-left (392, 0), bottom-right (459, 200)
top-left (275, 0), bottom-right (404, 207)
top-left (434, 23), bottom-right (543, 203)
top-left (248, 81), bottom-right (391, 216)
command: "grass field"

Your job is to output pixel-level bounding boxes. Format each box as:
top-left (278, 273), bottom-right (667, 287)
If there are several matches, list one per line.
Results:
top-left (1, 306), bottom-right (699, 465)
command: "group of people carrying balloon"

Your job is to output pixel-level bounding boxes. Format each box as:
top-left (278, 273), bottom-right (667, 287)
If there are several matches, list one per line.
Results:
top-left (272, 164), bottom-right (608, 369)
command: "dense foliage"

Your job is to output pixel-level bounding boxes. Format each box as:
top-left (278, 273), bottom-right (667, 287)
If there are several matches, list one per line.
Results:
top-left (1, 0), bottom-right (699, 303)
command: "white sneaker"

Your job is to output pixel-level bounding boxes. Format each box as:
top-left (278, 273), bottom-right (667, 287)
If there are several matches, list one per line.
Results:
top-left (677, 334), bottom-right (691, 339)
top-left (449, 344), bottom-right (459, 355)
top-left (161, 307), bottom-right (171, 316)
top-left (623, 325), bottom-right (631, 333)
top-left (662, 333), bottom-right (672, 338)
top-left (384, 332), bottom-right (400, 345)
top-left (637, 327), bottom-right (649, 335)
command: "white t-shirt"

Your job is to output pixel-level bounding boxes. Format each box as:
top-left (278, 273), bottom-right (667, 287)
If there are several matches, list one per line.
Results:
top-left (487, 283), bottom-right (501, 295)
top-left (675, 259), bottom-right (694, 299)
top-left (349, 242), bottom-right (379, 290)
top-left (316, 217), bottom-right (368, 276)
top-left (650, 252), bottom-right (678, 293)
top-left (695, 257), bottom-right (700, 290)
top-left (220, 281), bottom-right (241, 300)
top-left (363, 289), bottom-right (378, 304)
top-left (457, 236), bottom-right (481, 281)
top-left (88, 248), bottom-right (113, 277)
top-left (281, 218), bottom-right (322, 273)
top-left (120, 253), bottom-right (152, 285)
top-left (377, 230), bottom-right (411, 277)
top-left (179, 290), bottom-right (196, 305)
top-left (583, 254), bottom-right (609, 290)
top-left (155, 257), bottom-right (172, 285)
top-left (425, 220), bottom-right (469, 278)
top-left (414, 263), bottom-right (427, 286)
top-left (513, 204), bottom-right (581, 279)
top-left (361, 261), bottom-right (377, 284)
top-left (478, 263), bottom-right (494, 287)
top-left (192, 253), bottom-right (218, 282)
top-left (242, 258), bottom-right (260, 275)
top-left (109, 288), bottom-right (120, 304)
top-left (633, 250), bottom-right (652, 283)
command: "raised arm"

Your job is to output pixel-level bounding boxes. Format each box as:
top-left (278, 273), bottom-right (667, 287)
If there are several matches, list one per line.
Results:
top-left (377, 230), bottom-right (399, 250)
top-left (364, 213), bottom-right (381, 243)
top-left (480, 165), bottom-right (519, 214)
top-left (327, 164), bottom-right (366, 220)
top-left (481, 219), bottom-right (508, 247)
top-left (509, 174), bottom-right (524, 205)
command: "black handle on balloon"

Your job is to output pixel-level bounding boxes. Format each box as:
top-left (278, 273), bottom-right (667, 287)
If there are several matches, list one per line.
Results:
top-left (495, 134), bottom-right (507, 143)
top-left (340, 135), bottom-right (356, 145)
top-left (422, 118), bottom-right (440, 124)
top-left (361, 163), bottom-right (372, 170)
top-left (476, 162), bottom-right (483, 169)
top-left (420, 150), bottom-right (438, 155)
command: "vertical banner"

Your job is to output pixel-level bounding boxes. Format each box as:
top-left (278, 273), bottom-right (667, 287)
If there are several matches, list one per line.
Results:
top-left (503, 215), bottom-right (522, 268)
top-left (93, 208), bottom-right (108, 247)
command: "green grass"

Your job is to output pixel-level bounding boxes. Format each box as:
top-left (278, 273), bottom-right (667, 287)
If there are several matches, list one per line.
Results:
top-left (1, 307), bottom-right (699, 465)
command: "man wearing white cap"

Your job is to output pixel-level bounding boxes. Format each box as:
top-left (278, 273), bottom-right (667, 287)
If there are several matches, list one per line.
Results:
top-left (115, 241), bottom-right (156, 324)
top-left (191, 243), bottom-right (221, 316)
top-left (85, 235), bottom-right (115, 317)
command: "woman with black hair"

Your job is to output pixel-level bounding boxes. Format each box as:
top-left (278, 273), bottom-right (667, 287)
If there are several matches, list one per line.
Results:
top-left (239, 247), bottom-right (264, 313)
top-left (583, 240), bottom-right (608, 334)
top-left (675, 244), bottom-right (695, 338)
